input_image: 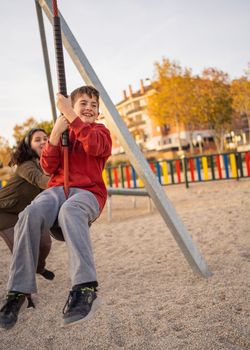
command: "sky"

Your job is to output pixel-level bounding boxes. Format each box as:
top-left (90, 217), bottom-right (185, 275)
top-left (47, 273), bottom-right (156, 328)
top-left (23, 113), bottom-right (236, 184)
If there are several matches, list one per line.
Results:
top-left (0, 0), bottom-right (250, 145)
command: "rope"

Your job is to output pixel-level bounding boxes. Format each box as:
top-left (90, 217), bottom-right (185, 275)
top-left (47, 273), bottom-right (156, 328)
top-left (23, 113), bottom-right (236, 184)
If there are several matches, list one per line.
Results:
top-left (52, 0), bottom-right (58, 17)
top-left (52, 0), bottom-right (69, 197)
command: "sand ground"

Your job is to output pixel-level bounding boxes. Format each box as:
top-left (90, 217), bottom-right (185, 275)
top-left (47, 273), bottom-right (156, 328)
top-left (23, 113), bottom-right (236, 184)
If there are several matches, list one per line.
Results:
top-left (0, 179), bottom-right (249, 349)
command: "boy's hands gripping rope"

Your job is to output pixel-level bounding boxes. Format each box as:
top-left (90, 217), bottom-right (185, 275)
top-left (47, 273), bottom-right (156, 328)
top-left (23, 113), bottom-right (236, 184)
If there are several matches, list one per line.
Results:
top-left (50, 115), bottom-right (69, 146)
top-left (49, 95), bottom-right (70, 147)
top-left (56, 93), bottom-right (78, 123)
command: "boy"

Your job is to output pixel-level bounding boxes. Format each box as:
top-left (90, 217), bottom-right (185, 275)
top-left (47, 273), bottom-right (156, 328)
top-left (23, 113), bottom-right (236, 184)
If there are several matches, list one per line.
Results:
top-left (0, 85), bottom-right (112, 329)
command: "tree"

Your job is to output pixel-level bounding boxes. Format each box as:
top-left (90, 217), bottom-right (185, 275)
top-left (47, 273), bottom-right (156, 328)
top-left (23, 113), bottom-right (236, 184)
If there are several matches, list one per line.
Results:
top-left (148, 60), bottom-right (233, 154)
top-left (13, 117), bottom-right (38, 143)
top-left (13, 117), bottom-right (54, 144)
top-left (37, 120), bottom-right (54, 135)
top-left (0, 136), bottom-right (12, 167)
top-left (197, 68), bottom-right (233, 152)
top-left (148, 58), bottom-right (196, 152)
top-left (148, 58), bottom-right (204, 153)
top-left (231, 64), bottom-right (250, 142)
top-left (178, 74), bottom-right (202, 153)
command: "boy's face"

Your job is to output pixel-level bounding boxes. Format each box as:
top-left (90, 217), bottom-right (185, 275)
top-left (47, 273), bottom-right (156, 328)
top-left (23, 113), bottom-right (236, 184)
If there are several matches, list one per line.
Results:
top-left (73, 93), bottom-right (99, 124)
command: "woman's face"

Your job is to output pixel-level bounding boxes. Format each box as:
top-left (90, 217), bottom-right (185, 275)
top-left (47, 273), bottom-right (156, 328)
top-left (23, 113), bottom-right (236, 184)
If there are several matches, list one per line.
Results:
top-left (30, 131), bottom-right (48, 157)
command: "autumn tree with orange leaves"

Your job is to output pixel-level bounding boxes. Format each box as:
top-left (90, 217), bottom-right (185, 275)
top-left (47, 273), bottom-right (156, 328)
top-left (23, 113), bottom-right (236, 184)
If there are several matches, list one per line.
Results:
top-left (231, 63), bottom-right (250, 142)
top-left (148, 58), bottom-right (233, 153)
top-left (147, 58), bottom-right (199, 152)
top-left (13, 117), bottom-right (54, 143)
top-left (197, 68), bottom-right (233, 152)
top-left (0, 136), bottom-right (12, 167)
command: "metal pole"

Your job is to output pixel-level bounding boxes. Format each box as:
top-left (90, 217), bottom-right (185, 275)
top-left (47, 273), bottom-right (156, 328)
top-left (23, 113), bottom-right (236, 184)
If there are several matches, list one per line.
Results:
top-left (35, 0), bottom-right (57, 123)
top-left (38, 0), bottom-right (212, 278)
top-left (107, 195), bottom-right (112, 222)
top-left (184, 157), bottom-right (189, 189)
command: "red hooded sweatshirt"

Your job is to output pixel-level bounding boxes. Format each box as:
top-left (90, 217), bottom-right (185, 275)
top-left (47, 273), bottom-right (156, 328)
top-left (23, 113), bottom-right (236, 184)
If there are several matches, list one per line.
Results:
top-left (40, 117), bottom-right (112, 212)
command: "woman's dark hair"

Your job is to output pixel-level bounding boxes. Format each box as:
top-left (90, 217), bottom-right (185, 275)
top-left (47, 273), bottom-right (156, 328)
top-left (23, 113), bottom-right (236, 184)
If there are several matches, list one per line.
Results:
top-left (9, 128), bottom-right (47, 166)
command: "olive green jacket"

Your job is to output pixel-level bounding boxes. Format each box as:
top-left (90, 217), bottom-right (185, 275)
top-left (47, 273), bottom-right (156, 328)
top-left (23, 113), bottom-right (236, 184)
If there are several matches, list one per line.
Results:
top-left (0, 159), bottom-right (49, 230)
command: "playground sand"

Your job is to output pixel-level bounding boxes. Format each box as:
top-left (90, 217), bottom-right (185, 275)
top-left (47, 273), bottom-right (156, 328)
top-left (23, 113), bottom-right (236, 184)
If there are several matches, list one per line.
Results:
top-left (0, 179), bottom-right (249, 349)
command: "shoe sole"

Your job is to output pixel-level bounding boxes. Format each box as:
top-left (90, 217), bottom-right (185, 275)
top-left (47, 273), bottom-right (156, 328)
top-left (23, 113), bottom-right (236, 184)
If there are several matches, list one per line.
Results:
top-left (62, 297), bottom-right (102, 327)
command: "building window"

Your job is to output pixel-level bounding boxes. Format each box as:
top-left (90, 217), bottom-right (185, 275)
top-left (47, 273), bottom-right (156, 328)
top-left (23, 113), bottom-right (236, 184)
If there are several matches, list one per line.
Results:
top-left (124, 103), bottom-right (133, 114)
top-left (135, 114), bottom-right (142, 122)
top-left (162, 124), bottom-right (170, 135)
top-left (133, 101), bottom-right (140, 109)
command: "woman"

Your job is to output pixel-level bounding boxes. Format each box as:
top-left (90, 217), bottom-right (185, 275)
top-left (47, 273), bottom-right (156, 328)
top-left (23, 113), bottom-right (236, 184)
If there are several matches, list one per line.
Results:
top-left (0, 128), bottom-right (54, 280)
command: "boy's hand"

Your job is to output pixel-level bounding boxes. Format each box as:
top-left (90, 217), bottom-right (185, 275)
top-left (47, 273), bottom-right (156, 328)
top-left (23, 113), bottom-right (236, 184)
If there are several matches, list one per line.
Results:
top-left (56, 93), bottom-right (77, 123)
top-left (49, 115), bottom-right (69, 146)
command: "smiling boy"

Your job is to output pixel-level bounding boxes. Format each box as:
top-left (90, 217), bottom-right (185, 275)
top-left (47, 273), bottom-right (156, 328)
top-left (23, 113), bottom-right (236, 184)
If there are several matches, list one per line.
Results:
top-left (0, 86), bottom-right (112, 329)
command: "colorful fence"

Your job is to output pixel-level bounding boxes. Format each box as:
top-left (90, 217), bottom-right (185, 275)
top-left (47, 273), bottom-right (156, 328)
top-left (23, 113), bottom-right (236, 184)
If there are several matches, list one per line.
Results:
top-left (0, 180), bottom-right (7, 189)
top-left (102, 151), bottom-right (250, 189)
top-left (0, 151), bottom-right (249, 189)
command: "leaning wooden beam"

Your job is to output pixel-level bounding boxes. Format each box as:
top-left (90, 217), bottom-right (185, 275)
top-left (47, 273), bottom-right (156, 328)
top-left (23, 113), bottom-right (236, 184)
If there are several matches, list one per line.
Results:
top-left (38, 0), bottom-right (212, 278)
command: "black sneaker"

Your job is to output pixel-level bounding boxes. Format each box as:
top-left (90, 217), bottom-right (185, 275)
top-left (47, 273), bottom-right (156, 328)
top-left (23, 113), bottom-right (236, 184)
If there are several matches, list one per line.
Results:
top-left (38, 269), bottom-right (55, 281)
top-left (63, 287), bottom-right (101, 326)
top-left (0, 292), bottom-right (27, 330)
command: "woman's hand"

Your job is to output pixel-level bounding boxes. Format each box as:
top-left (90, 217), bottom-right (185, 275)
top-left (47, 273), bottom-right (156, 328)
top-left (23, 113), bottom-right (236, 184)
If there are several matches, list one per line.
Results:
top-left (49, 115), bottom-right (69, 146)
top-left (56, 93), bottom-right (77, 123)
